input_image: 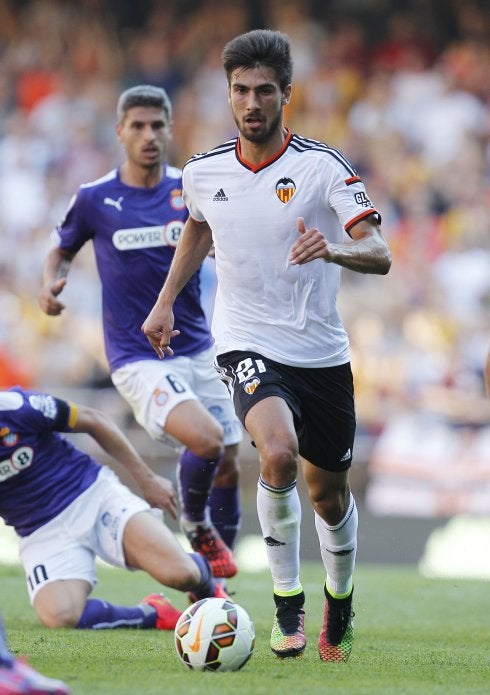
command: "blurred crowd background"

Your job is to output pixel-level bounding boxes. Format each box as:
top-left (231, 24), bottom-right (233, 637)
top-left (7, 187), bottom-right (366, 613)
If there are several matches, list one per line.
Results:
top-left (0, 0), bottom-right (489, 517)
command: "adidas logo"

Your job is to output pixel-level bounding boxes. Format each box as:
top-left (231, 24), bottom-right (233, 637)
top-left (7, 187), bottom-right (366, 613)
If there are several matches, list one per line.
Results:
top-left (264, 536), bottom-right (286, 547)
top-left (213, 188), bottom-right (228, 201)
top-left (340, 448), bottom-right (351, 462)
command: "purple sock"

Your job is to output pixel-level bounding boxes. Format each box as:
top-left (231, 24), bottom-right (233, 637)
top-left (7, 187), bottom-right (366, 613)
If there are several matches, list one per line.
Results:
top-left (189, 552), bottom-right (215, 600)
top-left (178, 449), bottom-right (221, 522)
top-left (208, 485), bottom-right (241, 550)
top-left (76, 599), bottom-right (157, 629)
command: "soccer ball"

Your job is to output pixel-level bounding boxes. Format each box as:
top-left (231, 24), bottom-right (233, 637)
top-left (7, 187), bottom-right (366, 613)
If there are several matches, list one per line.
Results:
top-left (174, 597), bottom-right (255, 671)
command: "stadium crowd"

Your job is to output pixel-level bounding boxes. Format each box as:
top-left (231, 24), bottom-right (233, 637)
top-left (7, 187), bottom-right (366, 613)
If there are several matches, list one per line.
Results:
top-left (0, 0), bottom-right (489, 503)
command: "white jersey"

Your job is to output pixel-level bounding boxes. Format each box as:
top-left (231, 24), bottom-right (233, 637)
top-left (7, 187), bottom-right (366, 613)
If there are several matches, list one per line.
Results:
top-left (182, 130), bottom-right (380, 368)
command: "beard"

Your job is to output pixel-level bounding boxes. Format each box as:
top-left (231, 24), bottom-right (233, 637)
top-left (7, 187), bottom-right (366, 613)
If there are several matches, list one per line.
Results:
top-left (235, 109), bottom-right (283, 145)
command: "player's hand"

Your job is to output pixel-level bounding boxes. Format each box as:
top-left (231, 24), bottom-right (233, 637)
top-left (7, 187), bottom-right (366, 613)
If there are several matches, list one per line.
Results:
top-left (38, 278), bottom-right (67, 315)
top-left (288, 217), bottom-right (332, 265)
top-left (141, 306), bottom-right (180, 359)
top-left (140, 475), bottom-right (178, 519)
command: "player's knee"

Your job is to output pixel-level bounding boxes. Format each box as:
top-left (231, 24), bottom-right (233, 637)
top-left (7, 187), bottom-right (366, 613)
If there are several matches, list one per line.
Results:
top-left (311, 487), bottom-right (349, 525)
top-left (192, 428), bottom-right (224, 460)
top-left (158, 561), bottom-right (201, 592)
top-left (36, 604), bottom-right (81, 628)
top-left (259, 441), bottom-right (298, 487)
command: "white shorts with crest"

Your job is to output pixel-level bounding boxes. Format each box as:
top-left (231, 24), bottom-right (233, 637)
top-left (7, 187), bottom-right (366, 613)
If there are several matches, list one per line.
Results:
top-left (19, 467), bottom-right (150, 603)
top-left (111, 347), bottom-right (242, 450)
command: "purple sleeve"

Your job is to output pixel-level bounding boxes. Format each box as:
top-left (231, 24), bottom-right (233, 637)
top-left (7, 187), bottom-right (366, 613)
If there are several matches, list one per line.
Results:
top-left (55, 188), bottom-right (93, 253)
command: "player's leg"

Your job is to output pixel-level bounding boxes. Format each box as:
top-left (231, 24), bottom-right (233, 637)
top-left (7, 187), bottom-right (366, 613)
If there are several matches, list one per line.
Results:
top-left (299, 362), bottom-right (357, 662)
top-left (194, 347), bottom-right (243, 578)
top-left (208, 443), bottom-right (240, 554)
top-left (244, 395), bottom-right (306, 658)
top-left (166, 397), bottom-right (224, 521)
top-left (20, 511), bottom-right (179, 631)
top-left (22, 542), bottom-right (170, 631)
top-left (123, 510), bottom-right (201, 589)
top-left (33, 580), bottom-right (91, 628)
top-left (122, 510), bottom-right (228, 604)
top-left (20, 473), bottom-right (178, 632)
top-left (0, 615), bottom-right (71, 694)
top-left (93, 472), bottom-right (226, 613)
top-left (112, 359), bottom-right (225, 519)
top-left (34, 578), bottom-right (183, 631)
top-left (112, 360), bottom-right (236, 578)
top-left (0, 618), bottom-right (13, 666)
top-left (19, 506), bottom-right (99, 629)
top-left (166, 400), bottom-right (238, 578)
top-left (303, 463), bottom-right (356, 661)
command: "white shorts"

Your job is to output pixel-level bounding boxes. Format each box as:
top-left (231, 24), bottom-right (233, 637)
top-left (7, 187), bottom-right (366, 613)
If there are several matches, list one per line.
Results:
top-left (19, 467), bottom-right (150, 603)
top-left (111, 347), bottom-right (242, 450)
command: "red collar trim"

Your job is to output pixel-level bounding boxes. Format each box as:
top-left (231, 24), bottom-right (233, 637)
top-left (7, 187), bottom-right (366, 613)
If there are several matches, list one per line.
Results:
top-left (236, 128), bottom-right (292, 172)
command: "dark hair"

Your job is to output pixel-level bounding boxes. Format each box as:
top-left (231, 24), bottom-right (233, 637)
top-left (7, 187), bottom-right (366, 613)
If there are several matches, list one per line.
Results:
top-left (221, 29), bottom-right (293, 91)
top-left (116, 85), bottom-right (172, 123)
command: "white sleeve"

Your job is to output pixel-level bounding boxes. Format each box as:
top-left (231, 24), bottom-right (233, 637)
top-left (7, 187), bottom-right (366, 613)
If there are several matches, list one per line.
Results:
top-left (182, 167), bottom-right (206, 223)
top-left (325, 160), bottom-right (380, 234)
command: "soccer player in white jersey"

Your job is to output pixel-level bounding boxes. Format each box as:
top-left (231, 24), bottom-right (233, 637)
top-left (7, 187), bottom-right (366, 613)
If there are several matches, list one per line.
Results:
top-left (143, 30), bottom-right (392, 662)
top-left (38, 85), bottom-right (243, 584)
top-left (0, 386), bottom-right (227, 634)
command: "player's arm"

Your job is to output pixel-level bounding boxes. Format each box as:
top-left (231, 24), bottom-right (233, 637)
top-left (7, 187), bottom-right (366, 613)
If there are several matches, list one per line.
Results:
top-left (289, 214), bottom-right (391, 275)
top-left (38, 246), bottom-right (75, 316)
top-left (70, 402), bottom-right (178, 518)
top-left (142, 216), bottom-right (213, 357)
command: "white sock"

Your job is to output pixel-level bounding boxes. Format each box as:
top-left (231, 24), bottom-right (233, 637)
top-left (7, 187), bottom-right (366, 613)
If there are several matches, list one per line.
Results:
top-left (257, 476), bottom-right (302, 594)
top-left (315, 493), bottom-right (358, 597)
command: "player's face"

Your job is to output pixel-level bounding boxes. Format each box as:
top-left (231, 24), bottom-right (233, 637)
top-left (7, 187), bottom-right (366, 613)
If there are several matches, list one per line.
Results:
top-left (228, 66), bottom-right (290, 145)
top-left (117, 106), bottom-right (171, 170)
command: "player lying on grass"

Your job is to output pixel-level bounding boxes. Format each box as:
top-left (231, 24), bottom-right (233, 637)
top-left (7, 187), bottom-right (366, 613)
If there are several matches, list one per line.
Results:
top-left (0, 386), bottom-right (227, 631)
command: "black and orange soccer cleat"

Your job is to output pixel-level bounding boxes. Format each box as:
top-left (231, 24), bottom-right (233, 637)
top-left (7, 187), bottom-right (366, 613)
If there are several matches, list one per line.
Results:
top-left (317, 586), bottom-right (354, 662)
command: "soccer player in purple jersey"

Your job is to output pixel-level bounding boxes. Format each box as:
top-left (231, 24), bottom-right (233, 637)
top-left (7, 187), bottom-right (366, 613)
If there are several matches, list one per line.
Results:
top-left (143, 31), bottom-right (391, 662)
top-left (0, 386), bottom-right (227, 634)
top-left (38, 85), bottom-right (242, 583)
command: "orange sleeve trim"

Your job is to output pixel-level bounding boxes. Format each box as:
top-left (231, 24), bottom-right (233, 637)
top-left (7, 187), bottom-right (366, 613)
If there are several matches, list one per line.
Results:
top-left (345, 175), bottom-right (361, 186)
top-left (345, 209), bottom-right (379, 234)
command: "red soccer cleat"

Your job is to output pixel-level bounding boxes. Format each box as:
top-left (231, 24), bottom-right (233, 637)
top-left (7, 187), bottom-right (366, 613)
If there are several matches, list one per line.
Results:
top-left (183, 523), bottom-right (238, 579)
top-left (140, 594), bottom-right (182, 630)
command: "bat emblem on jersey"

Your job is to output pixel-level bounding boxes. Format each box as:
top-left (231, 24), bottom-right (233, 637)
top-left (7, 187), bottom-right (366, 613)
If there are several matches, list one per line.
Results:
top-left (276, 178), bottom-right (296, 203)
top-left (104, 196), bottom-right (124, 211)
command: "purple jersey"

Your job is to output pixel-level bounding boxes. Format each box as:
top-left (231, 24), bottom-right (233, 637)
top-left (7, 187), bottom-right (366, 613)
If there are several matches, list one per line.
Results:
top-left (55, 165), bottom-right (213, 372)
top-left (0, 387), bottom-right (100, 536)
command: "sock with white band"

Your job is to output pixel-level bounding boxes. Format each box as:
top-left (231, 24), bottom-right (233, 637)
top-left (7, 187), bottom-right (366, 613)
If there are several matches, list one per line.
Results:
top-left (314, 492), bottom-right (358, 598)
top-left (257, 476), bottom-right (302, 595)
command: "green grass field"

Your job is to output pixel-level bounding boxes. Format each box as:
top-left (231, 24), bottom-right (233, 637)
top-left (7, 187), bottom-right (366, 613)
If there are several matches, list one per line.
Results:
top-left (2, 562), bottom-right (489, 695)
